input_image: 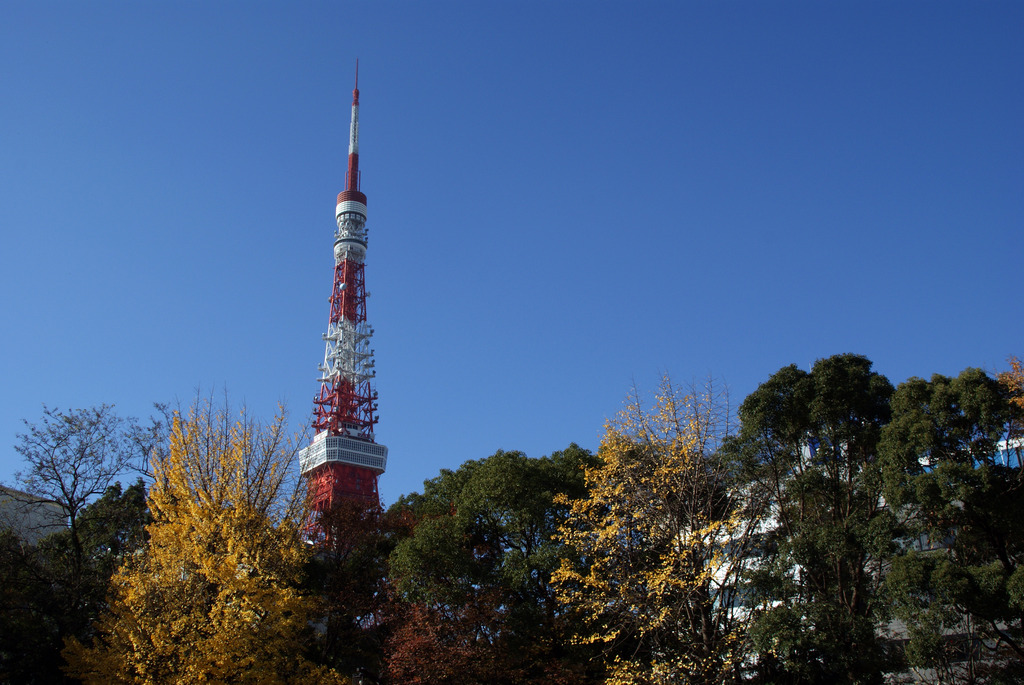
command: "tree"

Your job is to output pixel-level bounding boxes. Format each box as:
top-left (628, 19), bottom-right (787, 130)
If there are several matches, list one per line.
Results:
top-left (70, 479), bottom-right (151, 580)
top-left (727, 353), bottom-right (897, 683)
top-left (880, 367), bottom-right (1023, 682)
top-left (2, 404), bottom-right (153, 685)
top-left (64, 398), bottom-right (341, 684)
top-left (0, 480), bottom-right (149, 684)
top-left (307, 497), bottom-right (413, 682)
top-left (999, 356), bottom-right (1024, 412)
top-left (552, 378), bottom-right (757, 684)
top-left (13, 405), bottom-right (152, 594)
top-left (384, 445), bottom-right (596, 684)
top-left (1000, 356), bottom-right (1024, 447)
top-left (0, 527), bottom-right (56, 684)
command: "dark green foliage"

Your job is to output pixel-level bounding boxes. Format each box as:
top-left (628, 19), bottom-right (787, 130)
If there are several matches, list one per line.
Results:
top-left (60, 480), bottom-right (150, 581)
top-left (385, 444), bottom-right (598, 684)
top-left (6, 361), bottom-right (1022, 683)
top-left (0, 481), bottom-right (149, 684)
top-left (3, 404), bottom-right (157, 681)
top-left (14, 405), bottom-right (153, 577)
top-left (0, 528), bottom-right (61, 684)
top-left (880, 368), bottom-right (1024, 680)
top-left (728, 353), bottom-right (898, 683)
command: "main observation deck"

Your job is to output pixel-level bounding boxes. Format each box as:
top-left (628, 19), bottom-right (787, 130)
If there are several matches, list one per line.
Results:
top-left (298, 430), bottom-right (388, 475)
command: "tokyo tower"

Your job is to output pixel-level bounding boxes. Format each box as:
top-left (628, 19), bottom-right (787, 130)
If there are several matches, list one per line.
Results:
top-left (299, 65), bottom-right (387, 520)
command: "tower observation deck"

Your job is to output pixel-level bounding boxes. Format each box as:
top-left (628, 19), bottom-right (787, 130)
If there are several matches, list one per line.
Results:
top-left (299, 65), bottom-right (387, 519)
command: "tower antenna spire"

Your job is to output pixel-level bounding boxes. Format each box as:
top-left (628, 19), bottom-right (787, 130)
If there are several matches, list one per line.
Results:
top-left (346, 60), bottom-right (361, 192)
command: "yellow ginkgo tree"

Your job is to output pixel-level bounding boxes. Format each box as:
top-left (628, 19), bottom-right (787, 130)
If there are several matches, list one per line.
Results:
top-left (552, 378), bottom-right (762, 685)
top-left (64, 397), bottom-right (342, 684)
top-left (1000, 355), bottom-right (1024, 415)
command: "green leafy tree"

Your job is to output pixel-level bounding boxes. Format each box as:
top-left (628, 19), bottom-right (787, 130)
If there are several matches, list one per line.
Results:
top-left (2, 403), bottom-right (153, 685)
top-left (0, 527), bottom-right (61, 684)
top-left (727, 354), bottom-right (897, 683)
top-left (553, 378), bottom-right (756, 684)
top-left (881, 367), bottom-right (1023, 683)
top-left (64, 398), bottom-right (341, 684)
top-left (385, 445), bottom-right (596, 684)
top-left (13, 405), bottom-right (153, 581)
top-left (0, 481), bottom-right (149, 684)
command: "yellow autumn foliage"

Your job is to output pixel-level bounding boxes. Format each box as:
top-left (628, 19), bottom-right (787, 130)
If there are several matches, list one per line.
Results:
top-left (64, 398), bottom-right (344, 685)
top-left (1000, 356), bottom-right (1024, 414)
top-left (552, 377), bottom-right (758, 684)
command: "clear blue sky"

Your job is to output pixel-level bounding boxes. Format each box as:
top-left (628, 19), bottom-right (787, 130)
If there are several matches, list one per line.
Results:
top-left (2, 2), bottom-right (1021, 505)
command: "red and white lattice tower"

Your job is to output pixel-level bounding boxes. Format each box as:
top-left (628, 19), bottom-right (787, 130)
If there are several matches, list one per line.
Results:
top-left (299, 65), bottom-right (387, 521)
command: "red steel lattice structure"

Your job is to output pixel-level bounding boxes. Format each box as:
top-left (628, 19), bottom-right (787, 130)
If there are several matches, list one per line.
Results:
top-left (299, 66), bottom-right (387, 525)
